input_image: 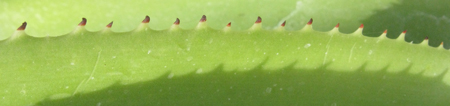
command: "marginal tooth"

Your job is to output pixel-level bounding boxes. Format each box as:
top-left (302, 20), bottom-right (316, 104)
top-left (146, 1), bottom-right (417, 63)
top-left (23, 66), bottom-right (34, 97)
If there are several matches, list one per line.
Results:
top-left (352, 24), bottom-right (364, 35)
top-left (329, 23), bottom-right (339, 33)
top-left (78, 18), bottom-right (87, 26)
top-left (300, 18), bottom-right (313, 31)
top-left (73, 18), bottom-right (87, 33)
top-left (379, 29), bottom-right (388, 39)
top-left (438, 42), bottom-right (445, 49)
top-left (281, 21), bottom-right (286, 27)
top-left (106, 21), bottom-right (113, 28)
top-left (196, 15), bottom-right (208, 30)
top-left (249, 16), bottom-right (262, 31)
top-left (10, 22), bottom-right (28, 40)
top-left (142, 16), bottom-right (150, 23)
top-left (136, 16), bottom-right (151, 31)
top-left (255, 16), bottom-right (262, 24)
top-left (200, 15), bottom-right (207, 22)
top-left (223, 22), bottom-right (231, 32)
top-left (17, 22), bottom-right (27, 30)
top-left (102, 21), bottom-right (113, 32)
top-left (420, 36), bottom-right (429, 46)
top-left (397, 30), bottom-right (407, 42)
top-left (174, 18), bottom-right (180, 25)
top-left (170, 18), bottom-right (180, 31)
top-left (307, 18), bottom-right (313, 25)
top-left (275, 21), bottom-right (286, 31)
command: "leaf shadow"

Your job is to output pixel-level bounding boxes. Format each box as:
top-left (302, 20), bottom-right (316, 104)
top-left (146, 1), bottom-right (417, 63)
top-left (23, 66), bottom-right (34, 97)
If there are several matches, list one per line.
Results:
top-left (36, 61), bottom-right (450, 106)
top-left (361, 0), bottom-right (450, 48)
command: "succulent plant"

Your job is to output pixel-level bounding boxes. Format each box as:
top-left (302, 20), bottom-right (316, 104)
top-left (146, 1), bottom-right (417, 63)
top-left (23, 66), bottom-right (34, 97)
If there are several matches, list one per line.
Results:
top-left (1, 0), bottom-right (450, 105)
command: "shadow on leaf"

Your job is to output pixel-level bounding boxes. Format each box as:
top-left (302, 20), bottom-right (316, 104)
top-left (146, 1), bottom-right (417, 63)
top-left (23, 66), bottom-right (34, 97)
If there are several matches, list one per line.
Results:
top-left (362, 0), bottom-right (450, 48)
top-left (36, 62), bottom-right (450, 106)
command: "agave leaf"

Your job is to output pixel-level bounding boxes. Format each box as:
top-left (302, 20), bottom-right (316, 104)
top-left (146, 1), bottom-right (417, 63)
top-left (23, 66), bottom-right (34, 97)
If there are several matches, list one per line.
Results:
top-left (1, 0), bottom-right (450, 106)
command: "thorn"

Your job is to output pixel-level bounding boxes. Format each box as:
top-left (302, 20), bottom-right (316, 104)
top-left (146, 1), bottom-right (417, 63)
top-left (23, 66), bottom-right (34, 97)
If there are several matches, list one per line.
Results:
top-left (226, 22), bottom-right (231, 27)
top-left (174, 18), bottom-right (180, 25)
top-left (359, 24), bottom-right (364, 28)
top-left (307, 18), bottom-right (313, 25)
top-left (142, 16), bottom-right (150, 23)
top-left (200, 15), bottom-right (206, 22)
top-left (106, 21), bottom-right (113, 28)
top-left (335, 23), bottom-right (340, 28)
top-left (78, 18), bottom-right (87, 26)
top-left (383, 30), bottom-right (387, 34)
top-left (17, 22), bottom-right (27, 30)
top-left (281, 21), bottom-right (286, 27)
top-left (441, 42), bottom-right (444, 45)
top-left (402, 30), bottom-right (407, 34)
top-left (424, 36), bottom-right (429, 40)
top-left (255, 16), bottom-right (262, 24)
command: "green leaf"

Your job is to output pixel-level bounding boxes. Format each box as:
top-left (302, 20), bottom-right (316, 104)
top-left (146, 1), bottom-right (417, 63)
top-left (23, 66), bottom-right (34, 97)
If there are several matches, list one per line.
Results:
top-left (1, 0), bottom-right (450, 106)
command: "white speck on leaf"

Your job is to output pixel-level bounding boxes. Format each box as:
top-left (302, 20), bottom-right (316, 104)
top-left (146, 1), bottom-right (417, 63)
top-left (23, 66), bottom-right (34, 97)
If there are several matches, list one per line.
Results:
top-left (266, 87), bottom-right (272, 93)
top-left (187, 56), bottom-right (193, 61)
top-left (168, 73), bottom-right (174, 79)
top-left (196, 68), bottom-right (203, 74)
top-left (304, 43), bottom-right (311, 48)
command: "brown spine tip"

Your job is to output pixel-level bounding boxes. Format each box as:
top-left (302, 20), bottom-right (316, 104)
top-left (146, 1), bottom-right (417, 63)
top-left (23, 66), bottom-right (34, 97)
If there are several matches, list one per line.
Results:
top-left (106, 21), bottom-right (113, 28)
top-left (335, 23), bottom-right (340, 28)
top-left (78, 18), bottom-right (87, 26)
top-left (441, 42), bottom-right (444, 45)
top-left (402, 30), bottom-right (407, 34)
top-left (142, 16), bottom-right (150, 23)
top-left (255, 16), bottom-right (262, 24)
top-left (383, 30), bottom-right (387, 34)
top-left (226, 22), bottom-right (231, 27)
top-left (174, 18), bottom-right (180, 25)
top-left (200, 15), bottom-right (207, 22)
top-left (424, 36), bottom-right (429, 40)
top-left (281, 21), bottom-right (286, 27)
top-left (359, 24), bottom-right (364, 28)
top-left (17, 22), bottom-right (27, 30)
top-left (307, 18), bottom-right (313, 25)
